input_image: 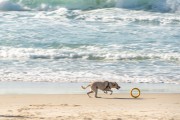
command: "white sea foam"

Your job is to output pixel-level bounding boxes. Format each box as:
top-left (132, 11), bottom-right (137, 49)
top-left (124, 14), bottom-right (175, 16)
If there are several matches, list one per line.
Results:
top-left (0, 47), bottom-right (179, 62)
top-left (0, 67), bottom-right (179, 84)
top-left (28, 8), bottom-right (180, 25)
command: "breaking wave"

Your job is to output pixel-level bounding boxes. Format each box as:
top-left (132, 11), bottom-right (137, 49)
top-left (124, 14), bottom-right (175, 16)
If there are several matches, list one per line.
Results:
top-left (0, 47), bottom-right (179, 62)
top-left (0, 0), bottom-right (180, 13)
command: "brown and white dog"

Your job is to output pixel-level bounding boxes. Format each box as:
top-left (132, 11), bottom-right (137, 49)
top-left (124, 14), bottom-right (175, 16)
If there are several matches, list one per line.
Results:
top-left (81, 81), bottom-right (120, 98)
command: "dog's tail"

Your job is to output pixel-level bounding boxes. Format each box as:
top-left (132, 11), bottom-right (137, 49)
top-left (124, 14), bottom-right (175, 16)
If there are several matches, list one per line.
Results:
top-left (81, 84), bottom-right (91, 89)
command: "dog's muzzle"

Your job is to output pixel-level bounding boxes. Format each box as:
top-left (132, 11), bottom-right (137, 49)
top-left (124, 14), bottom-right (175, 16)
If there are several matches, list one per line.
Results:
top-left (117, 86), bottom-right (121, 90)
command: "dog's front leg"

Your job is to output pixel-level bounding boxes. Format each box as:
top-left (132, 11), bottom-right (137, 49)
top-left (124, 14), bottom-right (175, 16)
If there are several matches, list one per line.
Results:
top-left (110, 90), bottom-right (113, 95)
top-left (106, 90), bottom-right (113, 95)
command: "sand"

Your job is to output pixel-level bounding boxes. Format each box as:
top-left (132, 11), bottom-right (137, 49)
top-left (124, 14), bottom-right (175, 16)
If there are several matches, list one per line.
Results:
top-left (0, 93), bottom-right (179, 120)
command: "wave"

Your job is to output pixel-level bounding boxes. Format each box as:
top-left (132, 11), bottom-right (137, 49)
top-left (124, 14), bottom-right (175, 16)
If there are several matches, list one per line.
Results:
top-left (0, 47), bottom-right (179, 62)
top-left (0, 72), bottom-right (179, 84)
top-left (72, 8), bottom-right (180, 25)
top-left (0, 0), bottom-right (180, 13)
top-left (0, 0), bottom-right (25, 11)
top-left (116, 0), bottom-right (180, 13)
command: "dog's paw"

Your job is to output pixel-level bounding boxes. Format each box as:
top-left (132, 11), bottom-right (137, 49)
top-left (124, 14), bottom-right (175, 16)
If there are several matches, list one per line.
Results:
top-left (95, 96), bottom-right (101, 98)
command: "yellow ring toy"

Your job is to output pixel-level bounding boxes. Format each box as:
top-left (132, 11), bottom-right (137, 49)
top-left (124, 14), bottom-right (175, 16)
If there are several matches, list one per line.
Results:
top-left (130, 88), bottom-right (141, 98)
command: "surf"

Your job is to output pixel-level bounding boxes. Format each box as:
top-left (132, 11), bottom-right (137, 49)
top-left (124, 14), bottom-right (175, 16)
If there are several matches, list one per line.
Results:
top-left (0, 47), bottom-right (179, 62)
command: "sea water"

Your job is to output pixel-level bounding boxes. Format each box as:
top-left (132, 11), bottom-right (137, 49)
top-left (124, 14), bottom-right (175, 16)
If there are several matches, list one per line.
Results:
top-left (0, 0), bottom-right (180, 86)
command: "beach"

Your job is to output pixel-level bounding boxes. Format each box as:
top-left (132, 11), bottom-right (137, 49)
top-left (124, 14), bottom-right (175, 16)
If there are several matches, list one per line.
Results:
top-left (0, 93), bottom-right (180, 120)
top-left (0, 82), bottom-right (179, 120)
top-left (0, 0), bottom-right (180, 119)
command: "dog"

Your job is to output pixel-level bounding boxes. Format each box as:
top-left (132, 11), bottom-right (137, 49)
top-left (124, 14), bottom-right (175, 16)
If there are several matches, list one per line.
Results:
top-left (81, 81), bottom-right (120, 98)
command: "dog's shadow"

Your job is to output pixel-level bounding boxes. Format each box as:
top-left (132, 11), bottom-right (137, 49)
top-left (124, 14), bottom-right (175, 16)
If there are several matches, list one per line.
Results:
top-left (102, 97), bottom-right (143, 100)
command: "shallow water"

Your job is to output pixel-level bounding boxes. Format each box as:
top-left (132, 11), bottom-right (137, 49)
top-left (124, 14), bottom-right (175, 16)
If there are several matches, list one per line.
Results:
top-left (0, 82), bottom-right (179, 94)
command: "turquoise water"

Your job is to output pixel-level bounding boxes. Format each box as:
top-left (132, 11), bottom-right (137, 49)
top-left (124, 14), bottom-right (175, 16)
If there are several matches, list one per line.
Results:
top-left (0, 0), bottom-right (180, 84)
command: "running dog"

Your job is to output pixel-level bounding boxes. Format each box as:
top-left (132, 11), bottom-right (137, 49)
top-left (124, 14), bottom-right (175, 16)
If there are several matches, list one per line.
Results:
top-left (81, 81), bottom-right (120, 98)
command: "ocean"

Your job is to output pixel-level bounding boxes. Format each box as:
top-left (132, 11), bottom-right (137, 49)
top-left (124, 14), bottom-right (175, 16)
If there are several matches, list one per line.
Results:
top-left (0, 0), bottom-right (180, 87)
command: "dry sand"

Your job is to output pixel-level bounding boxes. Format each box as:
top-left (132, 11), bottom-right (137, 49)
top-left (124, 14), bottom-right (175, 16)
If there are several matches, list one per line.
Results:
top-left (0, 93), bottom-right (179, 120)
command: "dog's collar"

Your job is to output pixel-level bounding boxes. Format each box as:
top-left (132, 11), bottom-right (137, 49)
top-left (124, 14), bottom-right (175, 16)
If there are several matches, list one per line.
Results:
top-left (104, 81), bottom-right (110, 90)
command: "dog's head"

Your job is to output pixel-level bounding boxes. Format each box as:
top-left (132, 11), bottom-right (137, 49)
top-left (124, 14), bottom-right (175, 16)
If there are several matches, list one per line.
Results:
top-left (110, 82), bottom-right (121, 90)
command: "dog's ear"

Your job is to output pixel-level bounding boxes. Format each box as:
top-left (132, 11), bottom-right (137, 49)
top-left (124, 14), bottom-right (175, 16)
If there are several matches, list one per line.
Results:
top-left (112, 82), bottom-right (117, 86)
top-left (112, 83), bottom-right (115, 86)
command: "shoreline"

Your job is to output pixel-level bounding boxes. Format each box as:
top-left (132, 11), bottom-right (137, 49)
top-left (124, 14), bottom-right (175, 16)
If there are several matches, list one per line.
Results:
top-left (0, 93), bottom-right (179, 120)
top-left (0, 81), bottom-right (179, 94)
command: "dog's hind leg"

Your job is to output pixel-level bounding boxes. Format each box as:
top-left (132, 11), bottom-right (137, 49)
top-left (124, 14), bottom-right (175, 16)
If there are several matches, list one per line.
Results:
top-left (95, 89), bottom-right (100, 98)
top-left (87, 91), bottom-right (93, 98)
